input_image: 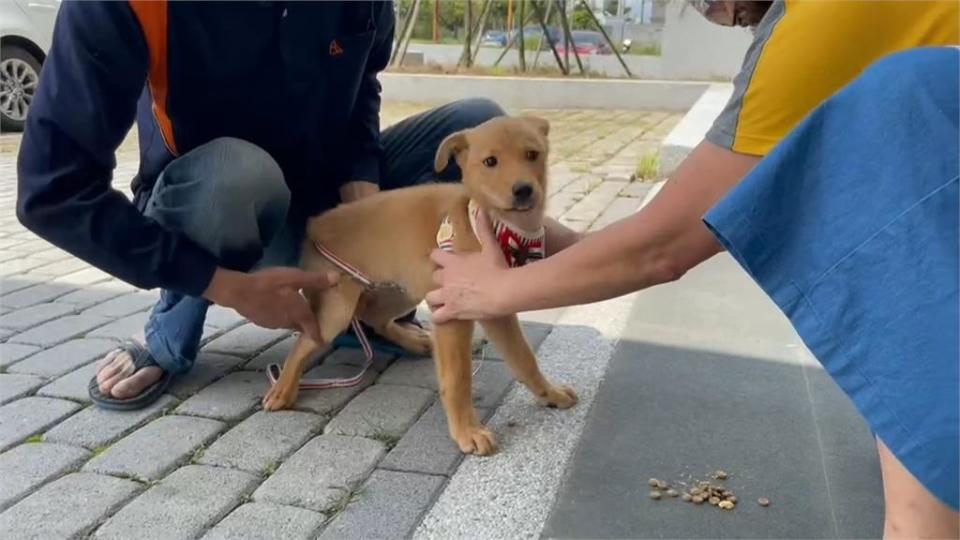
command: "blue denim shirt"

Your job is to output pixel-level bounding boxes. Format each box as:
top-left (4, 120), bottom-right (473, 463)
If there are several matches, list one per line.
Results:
top-left (16, 0), bottom-right (394, 296)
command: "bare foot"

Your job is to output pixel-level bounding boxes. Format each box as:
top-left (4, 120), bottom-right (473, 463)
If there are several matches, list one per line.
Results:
top-left (95, 334), bottom-right (165, 399)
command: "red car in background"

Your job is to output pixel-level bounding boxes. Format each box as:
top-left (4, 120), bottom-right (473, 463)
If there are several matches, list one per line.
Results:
top-left (555, 31), bottom-right (612, 56)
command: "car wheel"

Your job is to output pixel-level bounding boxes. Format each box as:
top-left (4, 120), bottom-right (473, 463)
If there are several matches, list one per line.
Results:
top-left (0, 44), bottom-right (42, 132)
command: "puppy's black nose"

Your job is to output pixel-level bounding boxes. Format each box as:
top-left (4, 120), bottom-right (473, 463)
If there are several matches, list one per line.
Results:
top-left (512, 182), bottom-right (534, 204)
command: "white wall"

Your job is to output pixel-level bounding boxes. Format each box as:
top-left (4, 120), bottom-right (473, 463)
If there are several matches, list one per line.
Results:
top-left (660, 0), bottom-right (752, 80)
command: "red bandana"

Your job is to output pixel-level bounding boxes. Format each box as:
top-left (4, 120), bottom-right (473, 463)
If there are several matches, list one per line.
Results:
top-left (437, 200), bottom-right (545, 268)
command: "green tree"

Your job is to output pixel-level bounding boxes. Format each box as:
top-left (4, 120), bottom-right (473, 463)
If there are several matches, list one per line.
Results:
top-left (571, 3), bottom-right (593, 29)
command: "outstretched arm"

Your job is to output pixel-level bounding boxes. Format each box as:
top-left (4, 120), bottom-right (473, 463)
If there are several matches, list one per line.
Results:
top-left (427, 141), bottom-right (760, 321)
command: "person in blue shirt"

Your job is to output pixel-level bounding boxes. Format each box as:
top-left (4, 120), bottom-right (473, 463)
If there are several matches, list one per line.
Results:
top-left (16, 1), bottom-right (583, 409)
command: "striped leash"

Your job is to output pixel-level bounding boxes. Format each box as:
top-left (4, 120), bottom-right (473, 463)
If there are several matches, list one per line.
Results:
top-left (265, 240), bottom-right (375, 390)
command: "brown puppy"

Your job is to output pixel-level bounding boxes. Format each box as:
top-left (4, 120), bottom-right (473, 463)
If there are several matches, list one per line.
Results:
top-left (261, 116), bottom-right (577, 455)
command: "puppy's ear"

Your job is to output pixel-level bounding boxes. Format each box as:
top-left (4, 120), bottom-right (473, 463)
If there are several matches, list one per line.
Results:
top-left (521, 116), bottom-right (550, 137)
top-left (434, 131), bottom-right (469, 172)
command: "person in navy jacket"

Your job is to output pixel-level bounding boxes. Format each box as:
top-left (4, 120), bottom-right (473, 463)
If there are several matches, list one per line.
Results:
top-left (16, 1), bottom-right (583, 409)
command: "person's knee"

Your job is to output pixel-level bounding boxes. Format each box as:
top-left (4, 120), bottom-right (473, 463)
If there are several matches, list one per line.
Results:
top-left (204, 137), bottom-right (289, 219)
top-left (445, 98), bottom-right (506, 131)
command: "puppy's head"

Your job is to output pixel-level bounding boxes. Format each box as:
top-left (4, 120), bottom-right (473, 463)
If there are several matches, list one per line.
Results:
top-left (434, 116), bottom-right (550, 232)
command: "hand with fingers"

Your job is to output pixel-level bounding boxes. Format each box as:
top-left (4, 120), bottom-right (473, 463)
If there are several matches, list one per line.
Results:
top-left (204, 266), bottom-right (339, 344)
top-left (426, 210), bottom-right (513, 323)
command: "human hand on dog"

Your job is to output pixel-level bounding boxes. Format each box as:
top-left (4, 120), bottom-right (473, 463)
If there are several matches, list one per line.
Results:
top-left (204, 267), bottom-right (339, 344)
top-left (427, 211), bottom-right (511, 323)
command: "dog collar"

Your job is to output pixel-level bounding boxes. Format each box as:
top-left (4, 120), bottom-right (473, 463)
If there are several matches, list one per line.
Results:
top-left (437, 200), bottom-right (545, 268)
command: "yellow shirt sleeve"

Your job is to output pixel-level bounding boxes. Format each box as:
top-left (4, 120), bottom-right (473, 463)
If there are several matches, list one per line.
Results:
top-left (706, 0), bottom-right (959, 157)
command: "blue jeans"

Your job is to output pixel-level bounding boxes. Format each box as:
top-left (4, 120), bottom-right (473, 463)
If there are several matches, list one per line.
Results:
top-left (142, 98), bottom-right (505, 375)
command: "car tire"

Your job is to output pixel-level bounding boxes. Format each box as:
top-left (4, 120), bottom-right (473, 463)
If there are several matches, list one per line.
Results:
top-left (1, 44), bottom-right (43, 133)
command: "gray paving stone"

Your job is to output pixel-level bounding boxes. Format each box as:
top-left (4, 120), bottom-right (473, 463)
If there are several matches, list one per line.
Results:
top-left (52, 267), bottom-right (112, 286)
top-left (45, 395), bottom-right (178, 450)
top-left (0, 274), bottom-right (38, 296)
top-left (94, 465), bottom-right (259, 540)
top-left (204, 323), bottom-right (289, 358)
top-left (0, 302), bottom-right (75, 332)
top-left (380, 401), bottom-right (493, 476)
top-left (0, 442), bottom-right (91, 511)
top-left (0, 472), bottom-right (142, 540)
top-left (205, 304), bottom-right (245, 330)
top-left (0, 257), bottom-right (51, 276)
top-left (619, 180), bottom-right (653, 198)
top-left (0, 282), bottom-right (76, 309)
top-left (379, 357), bottom-right (513, 409)
top-left (54, 281), bottom-right (135, 309)
top-left (0, 397), bottom-right (81, 451)
top-left (0, 327), bottom-right (16, 341)
top-left (481, 320), bottom-right (554, 360)
top-left (7, 338), bottom-right (117, 378)
top-left (83, 290), bottom-right (158, 318)
top-left (25, 256), bottom-right (89, 277)
top-left (176, 371), bottom-right (269, 422)
top-left (292, 364), bottom-right (377, 417)
top-left (168, 352), bottom-right (247, 399)
top-left (243, 334), bottom-right (297, 371)
top-left (203, 502), bottom-right (325, 540)
top-left (0, 343), bottom-right (40, 368)
top-left (589, 195), bottom-right (640, 232)
top-left (377, 357), bottom-right (436, 389)
top-left (9, 314), bottom-right (110, 347)
top-left (0, 373), bottom-right (44, 404)
top-left (253, 435), bottom-right (385, 512)
top-left (35, 361), bottom-right (98, 402)
top-left (86, 311), bottom-right (149, 341)
top-left (324, 384), bottom-right (433, 439)
top-left (197, 410), bottom-right (325, 473)
top-left (83, 415), bottom-right (225, 481)
top-left (561, 179), bottom-right (627, 223)
top-left (319, 470), bottom-right (446, 540)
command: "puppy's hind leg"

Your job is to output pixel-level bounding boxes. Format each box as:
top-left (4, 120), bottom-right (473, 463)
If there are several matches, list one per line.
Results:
top-left (262, 280), bottom-right (363, 411)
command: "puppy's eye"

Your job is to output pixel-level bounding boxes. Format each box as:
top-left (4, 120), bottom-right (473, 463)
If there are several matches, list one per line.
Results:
top-left (482, 156), bottom-right (498, 167)
top-left (526, 150), bottom-right (540, 161)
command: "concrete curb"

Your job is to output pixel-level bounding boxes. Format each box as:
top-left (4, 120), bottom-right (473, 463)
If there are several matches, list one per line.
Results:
top-left (413, 193), bottom-right (662, 539)
top-left (380, 73), bottom-right (710, 112)
top-left (658, 83), bottom-right (733, 178)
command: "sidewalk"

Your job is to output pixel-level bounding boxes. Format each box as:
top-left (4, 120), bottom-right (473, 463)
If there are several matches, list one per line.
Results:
top-left (541, 251), bottom-right (884, 538)
top-left (0, 104), bottom-right (675, 539)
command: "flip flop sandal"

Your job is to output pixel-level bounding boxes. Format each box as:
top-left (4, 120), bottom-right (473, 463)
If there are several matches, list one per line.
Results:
top-left (331, 312), bottom-right (426, 357)
top-left (88, 339), bottom-right (173, 411)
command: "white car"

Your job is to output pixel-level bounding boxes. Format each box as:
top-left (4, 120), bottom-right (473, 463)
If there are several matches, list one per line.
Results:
top-left (0, 0), bottom-right (60, 131)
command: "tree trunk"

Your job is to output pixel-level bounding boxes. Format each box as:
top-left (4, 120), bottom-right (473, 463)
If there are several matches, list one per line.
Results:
top-left (579, 0), bottom-right (632, 77)
top-left (392, 0), bottom-right (423, 67)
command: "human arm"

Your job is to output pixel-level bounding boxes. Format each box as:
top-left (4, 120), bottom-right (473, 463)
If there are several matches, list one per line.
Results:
top-left (336, 2), bottom-right (395, 205)
top-left (427, 141), bottom-right (760, 321)
top-left (15, 1), bottom-right (219, 296)
top-left (16, 3), bottom-right (337, 341)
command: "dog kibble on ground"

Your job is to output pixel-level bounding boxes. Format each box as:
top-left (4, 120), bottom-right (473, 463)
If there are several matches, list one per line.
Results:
top-left (648, 478), bottom-right (659, 487)
top-left (681, 493), bottom-right (692, 502)
top-left (666, 489), bottom-right (679, 498)
top-left (708, 496), bottom-right (720, 506)
top-left (649, 491), bottom-right (662, 500)
top-left (718, 500), bottom-right (735, 510)
top-left (758, 497), bottom-right (771, 507)
top-left (713, 470), bottom-right (728, 480)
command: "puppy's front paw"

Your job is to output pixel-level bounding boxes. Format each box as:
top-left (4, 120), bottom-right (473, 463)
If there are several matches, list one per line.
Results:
top-left (539, 384), bottom-right (578, 409)
top-left (262, 383), bottom-right (298, 411)
top-left (452, 425), bottom-right (498, 456)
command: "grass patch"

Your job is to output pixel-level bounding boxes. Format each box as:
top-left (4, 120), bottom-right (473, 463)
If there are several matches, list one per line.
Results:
top-left (92, 445), bottom-right (110, 457)
top-left (25, 434), bottom-right (44, 444)
top-left (369, 431), bottom-right (402, 450)
top-left (325, 487), bottom-right (364, 521)
top-left (635, 152), bottom-right (660, 181)
top-left (625, 43), bottom-right (661, 56)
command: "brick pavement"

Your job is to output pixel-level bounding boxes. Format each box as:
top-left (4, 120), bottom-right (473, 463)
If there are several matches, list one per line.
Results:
top-left (0, 103), bottom-right (676, 538)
